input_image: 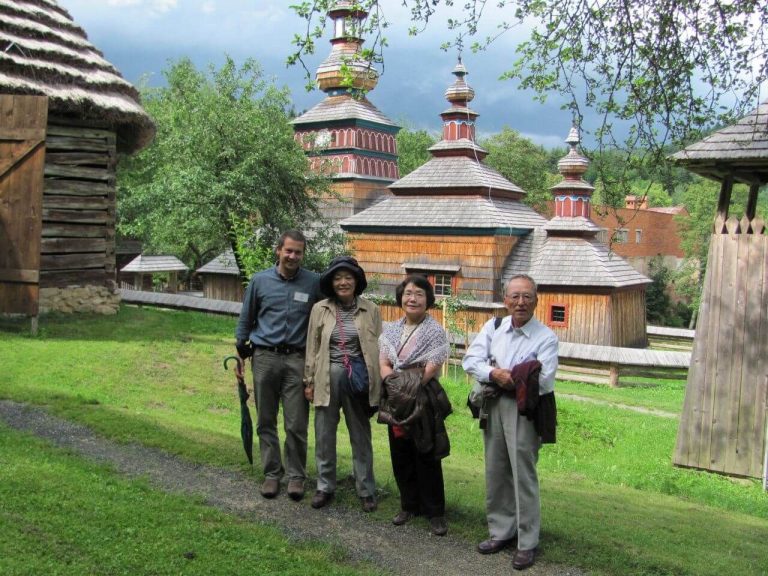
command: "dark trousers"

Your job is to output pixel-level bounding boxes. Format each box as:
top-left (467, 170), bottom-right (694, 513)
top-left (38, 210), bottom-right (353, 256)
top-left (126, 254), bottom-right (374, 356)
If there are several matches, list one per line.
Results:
top-left (388, 426), bottom-right (445, 518)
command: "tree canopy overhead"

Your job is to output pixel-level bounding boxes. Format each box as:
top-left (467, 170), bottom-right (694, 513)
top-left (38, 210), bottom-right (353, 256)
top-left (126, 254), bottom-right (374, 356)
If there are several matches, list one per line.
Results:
top-left (118, 57), bottom-right (330, 276)
top-left (290, 0), bottom-right (768, 195)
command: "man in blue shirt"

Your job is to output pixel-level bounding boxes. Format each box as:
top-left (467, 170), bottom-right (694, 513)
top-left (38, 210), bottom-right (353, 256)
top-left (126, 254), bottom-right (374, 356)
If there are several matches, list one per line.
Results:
top-left (235, 230), bottom-right (321, 501)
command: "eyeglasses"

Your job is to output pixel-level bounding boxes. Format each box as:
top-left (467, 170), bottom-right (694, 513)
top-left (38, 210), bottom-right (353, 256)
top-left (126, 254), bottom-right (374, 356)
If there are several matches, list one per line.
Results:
top-left (506, 293), bottom-right (534, 302)
top-left (403, 290), bottom-right (427, 299)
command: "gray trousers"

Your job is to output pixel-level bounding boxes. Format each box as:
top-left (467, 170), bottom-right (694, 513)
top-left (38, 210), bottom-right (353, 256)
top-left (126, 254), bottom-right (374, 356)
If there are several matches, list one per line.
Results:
top-left (483, 394), bottom-right (541, 551)
top-left (251, 349), bottom-right (308, 481)
top-left (313, 363), bottom-right (376, 497)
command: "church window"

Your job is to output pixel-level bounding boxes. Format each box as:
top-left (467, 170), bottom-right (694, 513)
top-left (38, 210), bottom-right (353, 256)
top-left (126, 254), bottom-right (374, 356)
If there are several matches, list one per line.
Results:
top-left (433, 274), bottom-right (453, 297)
top-left (549, 304), bottom-right (568, 327)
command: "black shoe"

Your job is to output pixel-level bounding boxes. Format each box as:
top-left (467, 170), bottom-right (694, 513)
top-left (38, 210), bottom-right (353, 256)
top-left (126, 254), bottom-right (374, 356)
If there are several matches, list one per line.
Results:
top-left (287, 479), bottom-right (305, 501)
top-left (260, 478), bottom-right (279, 499)
top-left (477, 537), bottom-right (515, 555)
top-left (429, 516), bottom-right (448, 536)
top-left (361, 496), bottom-right (377, 513)
top-left (392, 510), bottom-right (413, 526)
top-left (513, 548), bottom-right (536, 570)
top-left (310, 490), bottom-right (334, 509)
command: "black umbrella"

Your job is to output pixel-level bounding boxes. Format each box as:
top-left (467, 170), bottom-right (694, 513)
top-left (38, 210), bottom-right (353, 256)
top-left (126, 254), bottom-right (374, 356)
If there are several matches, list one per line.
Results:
top-left (223, 355), bottom-right (253, 466)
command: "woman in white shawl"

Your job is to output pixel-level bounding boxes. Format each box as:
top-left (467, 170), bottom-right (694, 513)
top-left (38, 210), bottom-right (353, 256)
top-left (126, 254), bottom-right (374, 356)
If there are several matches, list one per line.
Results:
top-left (379, 274), bottom-right (451, 536)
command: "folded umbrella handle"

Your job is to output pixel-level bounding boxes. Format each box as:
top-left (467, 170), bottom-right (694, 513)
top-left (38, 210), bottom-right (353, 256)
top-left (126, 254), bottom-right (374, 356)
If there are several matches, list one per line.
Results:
top-left (223, 355), bottom-right (243, 373)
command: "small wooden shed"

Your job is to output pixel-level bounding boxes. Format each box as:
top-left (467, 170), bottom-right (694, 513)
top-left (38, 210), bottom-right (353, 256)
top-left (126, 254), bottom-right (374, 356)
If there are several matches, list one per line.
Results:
top-left (120, 255), bottom-right (188, 294)
top-left (0, 0), bottom-right (154, 317)
top-left (671, 100), bottom-right (768, 479)
top-left (196, 249), bottom-right (244, 302)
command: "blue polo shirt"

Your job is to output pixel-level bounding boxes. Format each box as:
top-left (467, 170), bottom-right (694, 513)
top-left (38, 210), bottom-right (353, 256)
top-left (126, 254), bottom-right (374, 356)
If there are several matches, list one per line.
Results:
top-left (235, 266), bottom-right (321, 348)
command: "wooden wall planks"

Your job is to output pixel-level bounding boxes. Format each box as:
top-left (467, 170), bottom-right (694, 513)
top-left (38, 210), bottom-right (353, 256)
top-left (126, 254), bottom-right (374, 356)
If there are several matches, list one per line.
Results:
top-left (0, 94), bottom-right (47, 316)
top-left (675, 220), bottom-right (768, 478)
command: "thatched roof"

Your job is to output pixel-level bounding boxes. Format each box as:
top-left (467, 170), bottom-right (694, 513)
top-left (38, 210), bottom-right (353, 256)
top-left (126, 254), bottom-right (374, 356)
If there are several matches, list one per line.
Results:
top-left (670, 100), bottom-right (768, 183)
top-left (0, 0), bottom-right (155, 153)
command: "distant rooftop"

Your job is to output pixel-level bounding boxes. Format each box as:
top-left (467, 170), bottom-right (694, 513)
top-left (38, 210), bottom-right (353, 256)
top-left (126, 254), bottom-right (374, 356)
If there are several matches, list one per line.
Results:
top-left (121, 255), bottom-right (188, 273)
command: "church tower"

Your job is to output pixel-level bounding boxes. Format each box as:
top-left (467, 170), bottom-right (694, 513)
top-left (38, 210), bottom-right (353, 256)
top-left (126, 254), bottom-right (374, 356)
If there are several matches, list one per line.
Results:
top-left (292, 1), bottom-right (399, 223)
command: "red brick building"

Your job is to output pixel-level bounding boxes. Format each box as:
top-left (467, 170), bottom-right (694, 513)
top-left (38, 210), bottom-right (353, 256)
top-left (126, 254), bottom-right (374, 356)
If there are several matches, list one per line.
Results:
top-left (589, 200), bottom-right (688, 276)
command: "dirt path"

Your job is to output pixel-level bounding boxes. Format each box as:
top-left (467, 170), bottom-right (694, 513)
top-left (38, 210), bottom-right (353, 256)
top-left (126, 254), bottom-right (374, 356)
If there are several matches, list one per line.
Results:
top-left (0, 400), bottom-right (585, 576)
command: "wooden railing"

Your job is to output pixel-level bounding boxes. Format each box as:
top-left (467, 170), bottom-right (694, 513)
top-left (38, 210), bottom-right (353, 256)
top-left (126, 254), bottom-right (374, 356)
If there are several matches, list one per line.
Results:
top-left (120, 290), bottom-right (691, 387)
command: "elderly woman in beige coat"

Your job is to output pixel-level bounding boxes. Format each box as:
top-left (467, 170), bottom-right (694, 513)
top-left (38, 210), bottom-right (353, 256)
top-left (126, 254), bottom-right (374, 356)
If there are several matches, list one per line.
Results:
top-left (303, 256), bottom-right (382, 512)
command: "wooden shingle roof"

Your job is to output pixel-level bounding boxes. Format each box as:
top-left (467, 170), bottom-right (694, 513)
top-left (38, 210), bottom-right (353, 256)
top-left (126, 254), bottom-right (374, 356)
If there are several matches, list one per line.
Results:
top-left (544, 216), bottom-right (602, 233)
top-left (532, 237), bottom-right (650, 288)
top-left (196, 250), bottom-right (239, 276)
top-left (389, 156), bottom-right (525, 197)
top-left (0, 0), bottom-right (155, 153)
top-left (121, 255), bottom-right (188, 273)
top-left (292, 94), bottom-right (396, 127)
top-left (502, 229), bottom-right (650, 288)
top-left (428, 138), bottom-right (487, 155)
top-left (669, 100), bottom-right (768, 182)
top-left (341, 196), bottom-right (546, 231)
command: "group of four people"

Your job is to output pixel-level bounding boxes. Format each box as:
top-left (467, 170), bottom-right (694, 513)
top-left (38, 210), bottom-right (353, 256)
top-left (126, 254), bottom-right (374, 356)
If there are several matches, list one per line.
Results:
top-left (235, 230), bottom-right (558, 571)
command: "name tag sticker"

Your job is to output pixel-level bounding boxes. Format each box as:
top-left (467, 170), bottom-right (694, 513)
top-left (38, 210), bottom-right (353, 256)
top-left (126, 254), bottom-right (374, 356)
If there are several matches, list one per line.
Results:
top-left (294, 291), bottom-right (309, 303)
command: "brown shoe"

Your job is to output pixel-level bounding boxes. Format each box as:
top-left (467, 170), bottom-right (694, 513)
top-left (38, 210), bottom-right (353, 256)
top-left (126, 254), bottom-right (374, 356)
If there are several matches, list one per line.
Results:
top-left (429, 516), bottom-right (448, 536)
top-left (513, 548), bottom-right (536, 570)
top-left (311, 490), bottom-right (333, 509)
top-left (286, 479), bottom-right (305, 501)
top-left (361, 496), bottom-right (377, 513)
top-left (477, 537), bottom-right (515, 555)
top-left (260, 478), bottom-right (279, 499)
top-left (392, 510), bottom-right (413, 526)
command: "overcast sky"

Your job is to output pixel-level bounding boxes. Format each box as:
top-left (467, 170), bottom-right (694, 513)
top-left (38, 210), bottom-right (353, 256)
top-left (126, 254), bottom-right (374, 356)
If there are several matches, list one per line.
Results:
top-left (57, 0), bottom-right (579, 148)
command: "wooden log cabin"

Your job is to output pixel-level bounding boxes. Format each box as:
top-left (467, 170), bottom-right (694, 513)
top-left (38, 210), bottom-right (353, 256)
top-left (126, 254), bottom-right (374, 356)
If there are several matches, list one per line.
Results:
top-left (0, 0), bottom-right (155, 316)
top-left (670, 100), bottom-right (768, 479)
top-left (342, 61), bottom-right (650, 347)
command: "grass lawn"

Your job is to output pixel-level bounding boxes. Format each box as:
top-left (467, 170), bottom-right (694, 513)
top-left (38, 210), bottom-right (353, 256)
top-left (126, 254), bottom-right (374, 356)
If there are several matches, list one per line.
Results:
top-left (0, 424), bottom-right (381, 576)
top-left (555, 378), bottom-right (687, 414)
top-left (1, 306), bottom-right (767, 575)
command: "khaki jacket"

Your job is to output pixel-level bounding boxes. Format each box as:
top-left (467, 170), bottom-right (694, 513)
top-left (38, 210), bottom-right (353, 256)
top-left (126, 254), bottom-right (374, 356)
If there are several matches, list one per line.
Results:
top-left (303, 297), bottom-right (382, 407)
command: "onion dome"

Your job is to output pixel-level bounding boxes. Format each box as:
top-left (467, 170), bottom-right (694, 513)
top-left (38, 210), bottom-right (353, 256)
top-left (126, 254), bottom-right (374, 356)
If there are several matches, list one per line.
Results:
top-left (316, 1), bottom-right (379, 92)
top-left (444, 58), bottom-right (475, 106)
top-left (556, 126), bottom-right (591, 177)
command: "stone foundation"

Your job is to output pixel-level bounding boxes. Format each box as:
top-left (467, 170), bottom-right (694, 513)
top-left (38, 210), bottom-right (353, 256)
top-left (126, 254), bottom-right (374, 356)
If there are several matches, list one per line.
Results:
top-left (39, 284), bottom-right (120, 315)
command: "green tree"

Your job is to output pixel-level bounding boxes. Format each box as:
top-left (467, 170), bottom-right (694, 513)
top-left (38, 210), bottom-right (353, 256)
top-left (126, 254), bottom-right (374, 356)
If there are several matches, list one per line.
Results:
top-left (396, 124), bottom-right (437, 177)
top-left (118, 57), bottom-right (330, 277)
top-left (646, 256), bottom-right (673, 326)
top-left (481, 127), bottom-right (556, 213)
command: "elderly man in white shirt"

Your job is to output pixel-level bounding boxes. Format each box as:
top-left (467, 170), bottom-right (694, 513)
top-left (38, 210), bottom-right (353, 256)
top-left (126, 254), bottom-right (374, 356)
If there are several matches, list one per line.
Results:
top-left (462, 274), bottom-right (558, 571)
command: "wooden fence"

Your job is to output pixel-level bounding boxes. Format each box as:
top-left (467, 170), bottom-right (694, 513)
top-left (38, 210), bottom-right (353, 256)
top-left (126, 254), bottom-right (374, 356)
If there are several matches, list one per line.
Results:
top-left (120, 290), bottom-right (691, 387)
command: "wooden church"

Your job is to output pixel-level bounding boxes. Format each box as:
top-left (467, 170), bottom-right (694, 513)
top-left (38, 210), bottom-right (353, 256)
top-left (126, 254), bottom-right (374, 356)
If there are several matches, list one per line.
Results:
top-left (341, 61), bottom-right (650, 347)
top-left (0, 0), bottom-right (154, 321)
top-left (671, 100), bottom-right (768, 479)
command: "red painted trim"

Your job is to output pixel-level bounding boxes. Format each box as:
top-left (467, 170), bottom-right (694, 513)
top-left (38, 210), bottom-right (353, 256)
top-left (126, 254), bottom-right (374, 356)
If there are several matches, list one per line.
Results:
top-left (548, 302), bottom-right (569, 327)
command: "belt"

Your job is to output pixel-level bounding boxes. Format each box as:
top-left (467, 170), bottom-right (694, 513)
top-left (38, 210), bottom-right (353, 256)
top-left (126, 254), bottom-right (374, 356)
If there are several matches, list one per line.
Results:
top-left (254, 344), bottom-right (305, 355)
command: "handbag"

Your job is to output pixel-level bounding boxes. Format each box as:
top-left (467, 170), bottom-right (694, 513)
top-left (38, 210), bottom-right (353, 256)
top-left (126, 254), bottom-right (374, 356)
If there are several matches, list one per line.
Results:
top-left (337, 307), bottom-right (369, 398)
top-left (346, 355), bottom-right (370, 397)
top-left (466, 316), bottom-right (503, 418)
